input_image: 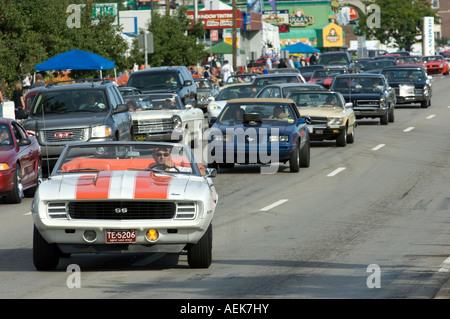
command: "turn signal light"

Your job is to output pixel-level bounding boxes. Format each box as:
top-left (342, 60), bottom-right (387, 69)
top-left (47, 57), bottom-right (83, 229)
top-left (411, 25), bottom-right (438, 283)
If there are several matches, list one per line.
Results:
top-left (146, 229), bottom-right (159, 242)
top-left (0, 163), bottom-right (9, 171)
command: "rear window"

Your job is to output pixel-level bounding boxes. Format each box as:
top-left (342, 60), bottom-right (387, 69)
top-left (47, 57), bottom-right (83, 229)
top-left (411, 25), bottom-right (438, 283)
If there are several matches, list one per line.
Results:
top-left (317, 54), bottom-right (349, 66)
top-left (127, 71), bottom-right (180, 91)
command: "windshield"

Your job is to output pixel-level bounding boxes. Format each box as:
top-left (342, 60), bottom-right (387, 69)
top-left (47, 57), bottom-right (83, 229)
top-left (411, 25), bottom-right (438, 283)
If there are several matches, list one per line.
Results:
top-left (218, 102), bottom-right (295, 126)
top-left (287, 92), bottom-right (343, 109)
top-left (127, 71), bottom-right (180, 91)
top-left (332, 77), bottom-right (386, 93)
top-left (124, 93), bottom-right (182, 111)
top-left (382, 69), bottom-right (426, 82)
top-left (317, 54), bottom-right (349, 66)
top-left (365, 60), bottom-right (396, 70)
top-left (253, 75), bottom-right (300, 86)
top-left (225, 75), bottom-right (256, 84)
top-left (195, 79), bottom-right (213, 89)
top-left (31, 89), bottom-right (108, 115)
top-left (216, 85), bottom-right (262, 101)
top-left (422, 56), bottom-right (444, 62)
top-left (54, 142), bottom-right (198, 176)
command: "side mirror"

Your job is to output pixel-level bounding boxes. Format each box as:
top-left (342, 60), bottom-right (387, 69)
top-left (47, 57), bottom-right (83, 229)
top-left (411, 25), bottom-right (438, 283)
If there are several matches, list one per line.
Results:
top-left (114, 103), bottom-right (129, 113)
top-left (297, 118), bottom-right (306, 124)
top-left (207, 96), bottom-right (215, 102)
top-left (15, 110), bottom-right (29, 119)
top-left (345, 102), bottom-right (353, 108)
top-left (184, 80), bottom-right (193, 87)
top-left (18, 138), bottom-right (32, 146)
top-left (185, 104), bottom-right (193, 109)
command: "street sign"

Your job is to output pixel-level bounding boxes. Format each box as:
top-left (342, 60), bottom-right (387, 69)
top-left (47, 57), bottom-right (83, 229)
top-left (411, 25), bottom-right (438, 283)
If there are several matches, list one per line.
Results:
top-left (211, 29), bottom-right (219, 41)
top-left (138, 33), bottom-right (154, 54)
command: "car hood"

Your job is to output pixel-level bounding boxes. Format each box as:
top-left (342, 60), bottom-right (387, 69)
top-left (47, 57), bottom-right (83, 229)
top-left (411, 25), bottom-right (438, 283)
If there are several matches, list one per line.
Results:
top-left (299, 107), bottom-right (347, 117)
top-left (38, 171), bottom-right (206, 201)
top-left (214, 123), bottom-right (290, 135)
top-left (131, 110), bottom-right (182, 120)
top-left (24, 112), bottom-right (110, 130)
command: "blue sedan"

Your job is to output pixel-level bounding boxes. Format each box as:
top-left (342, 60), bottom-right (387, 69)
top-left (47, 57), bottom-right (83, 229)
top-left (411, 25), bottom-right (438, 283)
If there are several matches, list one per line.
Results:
top-left (208, 98), bottom-right (310, 173)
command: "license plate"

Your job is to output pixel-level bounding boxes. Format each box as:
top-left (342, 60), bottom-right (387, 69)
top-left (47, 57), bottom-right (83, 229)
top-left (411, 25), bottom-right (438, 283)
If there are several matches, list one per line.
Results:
top-left (134, 134), bottom-right (146, 141)
top-left (106, 230), bottom-right (137, 243)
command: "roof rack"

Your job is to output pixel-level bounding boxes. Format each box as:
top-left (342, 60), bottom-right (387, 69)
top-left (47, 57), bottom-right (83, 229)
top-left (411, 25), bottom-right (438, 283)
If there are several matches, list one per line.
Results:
top-left (46, 78), bottom-right (111, 87)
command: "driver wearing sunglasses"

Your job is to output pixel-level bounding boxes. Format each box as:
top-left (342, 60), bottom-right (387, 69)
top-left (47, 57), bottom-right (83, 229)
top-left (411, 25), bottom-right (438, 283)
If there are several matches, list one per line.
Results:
top-left (149, 146), bottom-right (192, 173)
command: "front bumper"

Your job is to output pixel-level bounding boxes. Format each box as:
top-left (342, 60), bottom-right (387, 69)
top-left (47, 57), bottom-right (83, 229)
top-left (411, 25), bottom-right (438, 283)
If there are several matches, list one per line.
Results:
top-left (353, 107), bottom-right (388, 118)
top-left (0, 168), bottom-right (14, 195)
top-left (307, 125), bottom-right (345, 141)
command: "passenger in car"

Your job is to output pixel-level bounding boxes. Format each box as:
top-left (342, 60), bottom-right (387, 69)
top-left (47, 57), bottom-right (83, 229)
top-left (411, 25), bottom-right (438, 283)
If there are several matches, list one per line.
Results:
top-left (0, 126), bottom-right (12, 145)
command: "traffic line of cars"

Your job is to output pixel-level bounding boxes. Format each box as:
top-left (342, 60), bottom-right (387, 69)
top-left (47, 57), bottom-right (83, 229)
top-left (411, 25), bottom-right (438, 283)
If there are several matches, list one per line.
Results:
top-left (0, 60), bottom-right (433, 271)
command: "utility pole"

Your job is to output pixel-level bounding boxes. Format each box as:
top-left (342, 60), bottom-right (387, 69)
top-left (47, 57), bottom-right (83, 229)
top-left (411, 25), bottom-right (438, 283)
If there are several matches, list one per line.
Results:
top-left (232, 0), bottom-right (237, 72)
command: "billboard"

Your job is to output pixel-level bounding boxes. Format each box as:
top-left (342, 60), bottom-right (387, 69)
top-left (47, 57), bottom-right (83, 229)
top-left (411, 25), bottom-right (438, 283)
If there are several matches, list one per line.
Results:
top-left (423, 17), bottom-right (435, 56)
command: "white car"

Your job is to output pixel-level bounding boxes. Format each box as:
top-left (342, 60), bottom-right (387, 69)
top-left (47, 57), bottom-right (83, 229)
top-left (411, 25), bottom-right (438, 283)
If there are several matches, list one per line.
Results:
top-left (206, 83), bottom-right (262, 125)
top-left (125, 93), bottom-right (204, 145)
top-left (32, 141), bottom-right (218, 270)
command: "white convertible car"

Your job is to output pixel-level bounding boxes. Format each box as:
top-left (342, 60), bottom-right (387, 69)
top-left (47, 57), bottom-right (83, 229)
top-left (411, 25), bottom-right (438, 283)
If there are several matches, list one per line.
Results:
top-left (125, 93), bottom-right (204, 145)
top-left (32, 141), bottom-right (218, 270)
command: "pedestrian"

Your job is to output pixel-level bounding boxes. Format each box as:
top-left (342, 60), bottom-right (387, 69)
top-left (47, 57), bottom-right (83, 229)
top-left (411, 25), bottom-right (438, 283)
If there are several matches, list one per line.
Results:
top-left (204, 65), bottom-right (220, 87)
top-left (31, 73), bottom-right (45, 88)
top-left (12, 81), bottom-right (25, 115)
top-left (288, 55), bottom-right (295, 68)
top-left (265, 55), bottom-right (272, 70)
top-left (221, 60), bottom-right (234, 85)
top-left (278, 58), bottom-right (288, 68)
top-left (309, 51), bottom-right (318, 65)
top-left (294, 56), bottom-right (302, 68)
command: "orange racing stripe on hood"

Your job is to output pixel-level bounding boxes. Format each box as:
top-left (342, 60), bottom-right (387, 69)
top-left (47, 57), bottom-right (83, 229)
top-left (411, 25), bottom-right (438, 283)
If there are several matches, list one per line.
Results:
top-left (75, 171), bottom-right (113, 199)
top-left (134, 171), bottom-right (172, 199)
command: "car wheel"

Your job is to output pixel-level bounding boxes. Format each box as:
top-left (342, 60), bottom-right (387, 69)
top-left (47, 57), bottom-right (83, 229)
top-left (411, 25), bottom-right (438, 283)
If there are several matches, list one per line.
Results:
top-left (33, 225), bottom-right (61, 271)
top-left (187, 223), bottom-right (212, 268)
top-left (389, 109), bottom-right (394, 123)
top-left (4, 165), bottom-right (24, 204)
top-left (299, 139), bottom-right (310, 168)
top-left (347, 126), bottom-right (355, 144)
top-left (336, 127), bottom-right (347, 147)
top-left (289, 145), bottom-right (300, 172)
top-left (24, 160), bottom-right (42, 198)
top-left (380, 113), bottom-right (389, 125)
top-left (421, 100), bottom-right (428, 108)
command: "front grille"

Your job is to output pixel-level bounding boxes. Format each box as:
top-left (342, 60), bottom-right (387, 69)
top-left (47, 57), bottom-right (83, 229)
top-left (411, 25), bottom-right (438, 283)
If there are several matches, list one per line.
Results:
top-left (68, 201), bottom-right (176, 220)
top-left (41, 128), bottom-right (87, 144)
top-left (355, 100), bottom-right (380, 107)
top-left (304, 116), bottom-right (327, 126)
top-left (134, 119), bottom-right (174, 134)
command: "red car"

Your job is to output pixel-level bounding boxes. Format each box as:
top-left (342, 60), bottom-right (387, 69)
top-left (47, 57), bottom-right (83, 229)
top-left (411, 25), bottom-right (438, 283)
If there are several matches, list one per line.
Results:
top-left (422, 55), bottom-right (450, 75)
top-left (0, 118), bottom-right (42, 203)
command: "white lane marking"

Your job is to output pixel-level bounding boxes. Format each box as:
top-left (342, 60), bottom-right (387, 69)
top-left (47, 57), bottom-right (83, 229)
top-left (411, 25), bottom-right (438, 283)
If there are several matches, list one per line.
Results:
top-left (23, 212), bottom-right (31, 216)
top-left (438, 256), bottom-right (450, 272)
top-left (259, 199), bottom-right (289, 212)
top-left (327, 167), bottom-right (346, 177)
top-left (403, 127), bottom-right (415, 132)
top-left (372, 144), bottom-right (385, 151)
top-left (426, 114), bottom-right (436, 119)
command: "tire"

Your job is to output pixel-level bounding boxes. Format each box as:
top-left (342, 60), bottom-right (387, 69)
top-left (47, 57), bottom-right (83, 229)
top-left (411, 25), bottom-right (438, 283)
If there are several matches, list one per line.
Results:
top-left (421, 100), bottom-right (428, 108)
top-left (388, 108), bottom-right (394, 123)
top-left (24, 160), bottom-right (42, 198)
top-left (380, 113), bottom-right (389, 125)
top-left (4, 165), bottom-right (23, 204)
top-left (289, 145), bottom-right (300, 172)
top-left (336, 127), bottom-right (347, 147)
top-left (33, 225), bottom-right (60, 271)
top-left (187, 224), bottom-right (212, 268)
top-left (299, 140), bottom-right (310, 168)
top-left (347, 126), bottom-right (355, 144)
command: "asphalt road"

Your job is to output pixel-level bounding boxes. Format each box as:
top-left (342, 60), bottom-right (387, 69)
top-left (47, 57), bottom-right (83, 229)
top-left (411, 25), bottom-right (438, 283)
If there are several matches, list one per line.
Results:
top-left (2, 75), bottom-right (450, 301)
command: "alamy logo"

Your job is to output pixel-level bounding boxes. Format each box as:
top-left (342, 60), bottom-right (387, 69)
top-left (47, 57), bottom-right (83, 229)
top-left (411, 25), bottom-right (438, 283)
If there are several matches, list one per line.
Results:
top-left (366, 4), bottom-right (381, 29)
top-left (66, 4), bottom-right (81, 29)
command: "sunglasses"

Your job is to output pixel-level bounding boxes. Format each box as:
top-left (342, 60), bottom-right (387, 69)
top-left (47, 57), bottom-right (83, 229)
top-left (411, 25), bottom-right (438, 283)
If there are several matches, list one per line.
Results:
top-left (156, 152), bottom-right (170, 157)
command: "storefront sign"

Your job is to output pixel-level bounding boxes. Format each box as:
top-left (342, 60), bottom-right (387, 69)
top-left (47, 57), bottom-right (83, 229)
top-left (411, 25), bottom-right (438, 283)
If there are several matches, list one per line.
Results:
top-left (423, 17), bottom-right (435, 56)
top-left (187, 10), bottom-right (244, 29)
top-left (289, 9), bottom-right (314, 27)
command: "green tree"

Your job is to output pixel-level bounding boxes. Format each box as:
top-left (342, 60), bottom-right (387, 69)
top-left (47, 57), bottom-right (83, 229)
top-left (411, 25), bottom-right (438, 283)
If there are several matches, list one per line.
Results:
top-left (0, 0), bottom-right (128, 97)
top-left (355, 0), bottom-right (440, 51)
top-left (142, 6), bottom-right (206, 67)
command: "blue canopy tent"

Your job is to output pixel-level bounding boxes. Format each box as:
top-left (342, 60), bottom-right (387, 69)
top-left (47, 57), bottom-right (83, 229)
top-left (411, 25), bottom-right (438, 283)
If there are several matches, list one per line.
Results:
top-left (281, 42), bottom-right (320, 54)
top-left (35, 49), bottom-right (116, 81)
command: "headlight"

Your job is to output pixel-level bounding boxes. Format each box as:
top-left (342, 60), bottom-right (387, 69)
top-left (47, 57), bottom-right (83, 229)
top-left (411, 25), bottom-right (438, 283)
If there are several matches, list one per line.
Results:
top-left (0, 163), bottom-right (9, 170)
top-left (269, 135), bottom-right (289, 142)
top-left (172, 115), bottom-right (182, 129)
top-left (327, 117), bottom-right (343, 125)
top-left (91, 125), bottom-right (112, 137)
top-left (209, 104), bottom-right (221, 110)
top-left (379, 96), bottom-right (386, 107)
